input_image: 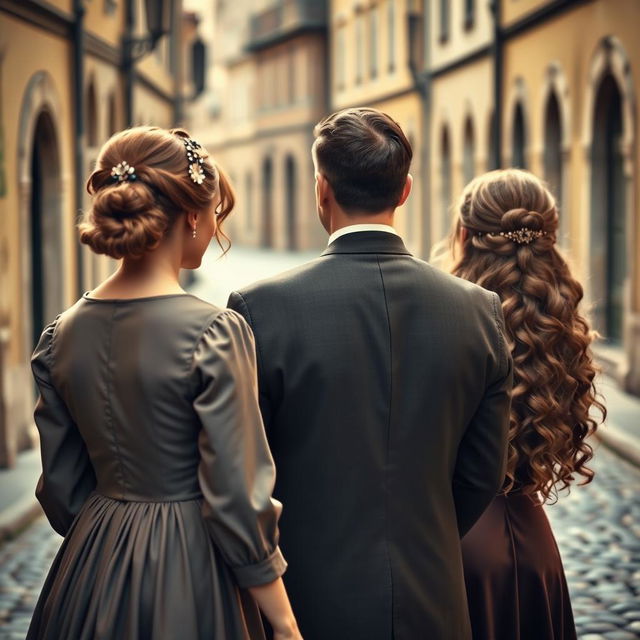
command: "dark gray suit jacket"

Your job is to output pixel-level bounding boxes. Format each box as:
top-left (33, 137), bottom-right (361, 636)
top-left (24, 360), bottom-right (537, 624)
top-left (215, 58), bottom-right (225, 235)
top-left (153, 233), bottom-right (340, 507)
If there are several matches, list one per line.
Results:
top-left (228, 231), bottom-right (512, 640)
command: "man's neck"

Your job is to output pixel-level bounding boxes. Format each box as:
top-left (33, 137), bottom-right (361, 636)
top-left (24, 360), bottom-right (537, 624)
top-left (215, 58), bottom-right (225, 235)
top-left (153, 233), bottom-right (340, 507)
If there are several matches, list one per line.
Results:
top-left (328, 211), bottom-right (395, 235)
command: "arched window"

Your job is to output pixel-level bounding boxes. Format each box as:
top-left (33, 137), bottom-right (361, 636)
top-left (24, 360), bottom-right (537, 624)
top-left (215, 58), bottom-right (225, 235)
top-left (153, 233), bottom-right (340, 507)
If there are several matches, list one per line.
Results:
top-left (369, 6), bottom-right (378, 79)
top-left (462, 117), bottom-right (475, 185)
top-left (590, 74), bottom-right (626, 343)
top-left (285, 156), bottom-right (297, 251)
top-left (487, 111), bottom-right (497, 170)
top-left (388, 0), bottom-right (395, 72)
top-left (440, 125), bottom-right (452, 237)
top-left (543, 91), bottom-right (563, 218)
top-left (30, 110), bottom-right (63, 347)
top-left (261, 157), bottom-right (273, 248)
top-left (107, 92), bottom-right (117, 136)
top-left (335, 26), bottom-right (346, 90)
top-left (245, 172), bottom-right (253, 233)
top-left (355, 12), bottom-right (364, 84)
top-left (511, 102), bottom-right (526, 169)
top-left (86, 81), bottom-right (98, 147)
top-left (439, 0), bottom-right (449, 42)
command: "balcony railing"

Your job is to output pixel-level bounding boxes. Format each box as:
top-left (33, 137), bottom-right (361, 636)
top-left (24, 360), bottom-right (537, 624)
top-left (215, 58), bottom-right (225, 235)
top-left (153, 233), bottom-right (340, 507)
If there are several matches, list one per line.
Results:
top-left (247, 0), bottom-right (327, 51)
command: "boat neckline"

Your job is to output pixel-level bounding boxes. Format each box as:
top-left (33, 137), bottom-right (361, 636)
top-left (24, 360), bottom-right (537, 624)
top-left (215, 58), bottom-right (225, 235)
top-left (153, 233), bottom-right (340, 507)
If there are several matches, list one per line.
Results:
top-left (82, 292), bottom-right (197, 303)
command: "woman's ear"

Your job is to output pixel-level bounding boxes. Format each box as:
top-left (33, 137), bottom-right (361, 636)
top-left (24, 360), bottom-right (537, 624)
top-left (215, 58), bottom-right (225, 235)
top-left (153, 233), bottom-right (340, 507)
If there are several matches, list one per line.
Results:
top-left (185, 210), bottom-right (198, 233)
top-left (460, 226), bottom-right (469, 243)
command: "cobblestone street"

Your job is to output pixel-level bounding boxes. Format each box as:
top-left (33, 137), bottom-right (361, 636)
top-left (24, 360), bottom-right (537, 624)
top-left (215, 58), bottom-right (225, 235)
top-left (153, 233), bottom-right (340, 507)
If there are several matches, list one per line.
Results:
top-left (0, 446), bottom-right (637, 639)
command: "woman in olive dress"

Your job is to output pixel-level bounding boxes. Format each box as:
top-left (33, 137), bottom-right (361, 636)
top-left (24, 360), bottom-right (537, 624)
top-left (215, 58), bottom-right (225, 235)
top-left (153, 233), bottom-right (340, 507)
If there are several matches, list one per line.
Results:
top-left (27, 126), bottom-right (302, 640)
top-left (436, 169), bottom-right (605, 640)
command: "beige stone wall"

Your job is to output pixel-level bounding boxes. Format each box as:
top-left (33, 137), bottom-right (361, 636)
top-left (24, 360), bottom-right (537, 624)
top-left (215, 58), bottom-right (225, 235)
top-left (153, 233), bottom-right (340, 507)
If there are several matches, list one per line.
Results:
top-left (500, 0), bottom-right (640, 390)
top-left (331, 0), bottom-right (415, 110)
top-left (1, 15), bottom-right (76, 461)
top-left (429, 0), bottom-right (493, 70)
top-left (429, 56), bottom-right (493, 245)
top-left (85, 0), bottom-right (125, 47)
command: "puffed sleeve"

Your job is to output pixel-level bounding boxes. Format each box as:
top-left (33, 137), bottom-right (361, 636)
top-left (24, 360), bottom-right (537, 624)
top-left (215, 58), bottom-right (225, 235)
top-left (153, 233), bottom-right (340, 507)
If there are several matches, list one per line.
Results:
top-left (31, 320), bottom-right (97, 536)
top-left (192, 310), bottom-right (287, 588)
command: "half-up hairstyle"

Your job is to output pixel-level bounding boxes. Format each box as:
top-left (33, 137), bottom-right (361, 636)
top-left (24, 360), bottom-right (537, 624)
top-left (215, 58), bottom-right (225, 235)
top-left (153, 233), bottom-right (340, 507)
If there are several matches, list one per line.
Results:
top-left (446, 169), bottom-right (605, 502)
top-left (80, 126), bottom-right (235, 259)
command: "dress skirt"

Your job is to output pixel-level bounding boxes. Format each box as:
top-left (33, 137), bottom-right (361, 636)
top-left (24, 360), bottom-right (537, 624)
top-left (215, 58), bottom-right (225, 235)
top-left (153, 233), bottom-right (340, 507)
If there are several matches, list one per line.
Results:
top-left (461, 493), bottom-right (576, 640)
top-left (27, 493), bottom-right (264, 640)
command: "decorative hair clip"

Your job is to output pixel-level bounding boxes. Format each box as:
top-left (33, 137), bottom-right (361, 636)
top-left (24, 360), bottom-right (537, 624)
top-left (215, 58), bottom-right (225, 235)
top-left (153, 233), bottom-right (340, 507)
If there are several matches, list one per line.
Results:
top-left (477, 227), bottom-right (547, 245)
top-left (182, 138), bottom-right (206, 185)
top-left (111, 161), bottom-right (137, 183)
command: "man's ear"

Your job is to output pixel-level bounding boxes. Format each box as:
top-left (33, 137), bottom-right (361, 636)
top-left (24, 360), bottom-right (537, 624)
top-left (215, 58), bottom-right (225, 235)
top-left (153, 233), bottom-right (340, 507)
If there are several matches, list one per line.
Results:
top-left (316, 173), bottom-right (333, 206)
top-left (396, 174), bottom-right (413, 207)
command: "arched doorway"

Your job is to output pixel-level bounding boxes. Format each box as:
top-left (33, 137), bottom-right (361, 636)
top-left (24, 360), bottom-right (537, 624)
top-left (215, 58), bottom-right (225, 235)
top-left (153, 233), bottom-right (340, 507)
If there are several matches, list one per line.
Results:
top-left (262, 157), bottom-right (273, 248)
top-left (29, 110), bottom-right (64, 349)
top-left (590, 74), bottom-right (626, 343)
top-left (544, 92), bottom-right (563, 204)
top-left (285, 156), bottom-right (296, 251)
top-left (462, 116), bottom-right (475, 185)
top-left (512, 103), bottom-right (526, 169)
top-left (86, 80), bottom-right (98, 147)
top-left (440, 125), bottom-right (452, 239)
top-left (543, 91), bottom-right (564, 240)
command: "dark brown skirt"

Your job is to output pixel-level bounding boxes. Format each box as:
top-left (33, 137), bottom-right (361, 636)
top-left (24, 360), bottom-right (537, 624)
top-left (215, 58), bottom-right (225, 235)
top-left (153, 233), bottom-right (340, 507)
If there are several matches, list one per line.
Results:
top-left (461, 494), bottom-right (576, 640)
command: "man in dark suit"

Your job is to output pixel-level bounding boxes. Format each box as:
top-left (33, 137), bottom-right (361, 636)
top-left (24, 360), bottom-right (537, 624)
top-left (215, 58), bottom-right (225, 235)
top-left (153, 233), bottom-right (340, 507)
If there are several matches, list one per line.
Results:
top-left (228, 108), bottom-right (512, 640)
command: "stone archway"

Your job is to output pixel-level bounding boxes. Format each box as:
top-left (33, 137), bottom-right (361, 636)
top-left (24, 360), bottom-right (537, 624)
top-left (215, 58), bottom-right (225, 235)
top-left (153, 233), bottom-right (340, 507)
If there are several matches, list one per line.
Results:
top-left (285, 155), bottom-right (297, 251)
top-left (261, 156), bottom-right (274, 248)
top-left (12, 71), bottom-right (66, 459)
top-left (581, 36), bottom-right (637, 391)
top-left (540, 62), bottom-right (571, 243)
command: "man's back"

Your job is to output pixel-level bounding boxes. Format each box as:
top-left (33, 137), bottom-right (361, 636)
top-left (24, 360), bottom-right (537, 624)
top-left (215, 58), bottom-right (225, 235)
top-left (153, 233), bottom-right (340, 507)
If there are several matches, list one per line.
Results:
top-left (229, 231), bottom-right (511, 640)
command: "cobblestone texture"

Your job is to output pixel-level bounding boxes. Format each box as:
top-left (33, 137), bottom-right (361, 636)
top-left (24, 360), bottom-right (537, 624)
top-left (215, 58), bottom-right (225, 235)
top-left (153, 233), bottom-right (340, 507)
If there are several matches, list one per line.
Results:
top-left (0, 446), bottom-right (638, 639)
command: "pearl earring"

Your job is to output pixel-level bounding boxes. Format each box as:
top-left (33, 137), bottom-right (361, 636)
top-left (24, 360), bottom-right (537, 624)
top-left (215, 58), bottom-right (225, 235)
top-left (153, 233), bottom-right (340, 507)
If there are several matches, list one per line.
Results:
top-left (192, 226), bottom-right (197, 239)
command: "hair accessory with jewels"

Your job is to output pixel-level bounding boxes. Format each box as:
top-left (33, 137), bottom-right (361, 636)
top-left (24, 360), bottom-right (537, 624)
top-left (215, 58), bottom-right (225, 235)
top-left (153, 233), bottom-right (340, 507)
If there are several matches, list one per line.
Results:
top-left (477, 227), bottom-right (547, 245)
top-left (182, 137), bottom-right (206, 185)
top-left (111, 161), bottom-right (137, 183)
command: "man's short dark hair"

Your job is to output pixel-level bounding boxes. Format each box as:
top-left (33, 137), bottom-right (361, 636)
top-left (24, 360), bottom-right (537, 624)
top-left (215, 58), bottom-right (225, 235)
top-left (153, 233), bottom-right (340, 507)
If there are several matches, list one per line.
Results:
top-left (313, 108), bottom-right (412, 214)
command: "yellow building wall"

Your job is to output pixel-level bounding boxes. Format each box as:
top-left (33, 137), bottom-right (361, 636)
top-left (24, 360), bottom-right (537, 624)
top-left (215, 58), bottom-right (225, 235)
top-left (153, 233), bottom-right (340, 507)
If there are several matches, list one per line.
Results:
top-left (332, 0), bottom-right (415, 110)
top-left (501, 0), bottom-right (640, 290)
top-left (2, 15), bottom-right (76, 365)
top-left (430, 56), bottom-right (494, 245)
top-left (85, 0), bottom-right (124, 48)
top-left (430, 0), bottom-right (493, 70)
top-left (369, 92), bottom-right (424, 256)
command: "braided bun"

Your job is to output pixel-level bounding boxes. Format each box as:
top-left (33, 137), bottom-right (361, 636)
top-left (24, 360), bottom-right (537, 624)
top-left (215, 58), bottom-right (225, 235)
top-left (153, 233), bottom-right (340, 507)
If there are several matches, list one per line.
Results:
top-left (80, 181), bottom-right (169, 259)
top-left (79, 126), bottom-right (235, 259)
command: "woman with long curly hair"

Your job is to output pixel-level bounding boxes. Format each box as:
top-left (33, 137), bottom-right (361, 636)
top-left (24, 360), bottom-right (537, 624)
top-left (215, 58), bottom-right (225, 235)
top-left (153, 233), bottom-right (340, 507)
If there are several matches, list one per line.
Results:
top-left (435, 169), bottom-right (605, 640)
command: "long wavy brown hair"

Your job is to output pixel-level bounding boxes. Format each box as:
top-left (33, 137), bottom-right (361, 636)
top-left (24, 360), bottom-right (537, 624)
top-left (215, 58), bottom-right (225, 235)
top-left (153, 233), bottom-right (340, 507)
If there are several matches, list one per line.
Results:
top-left (439, 169), bottom-right (606, 503)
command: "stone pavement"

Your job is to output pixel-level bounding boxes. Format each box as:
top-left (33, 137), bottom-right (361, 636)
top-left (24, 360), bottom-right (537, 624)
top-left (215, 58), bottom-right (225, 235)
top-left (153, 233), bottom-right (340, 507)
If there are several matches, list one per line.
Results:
top-left (0, 446), bottom-right (638, 639)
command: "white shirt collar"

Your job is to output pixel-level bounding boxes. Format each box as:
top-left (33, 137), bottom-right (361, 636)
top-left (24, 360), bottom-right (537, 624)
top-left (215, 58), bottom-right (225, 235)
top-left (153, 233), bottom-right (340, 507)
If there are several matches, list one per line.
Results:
top-left (327, 224), bottom-right (399, 246)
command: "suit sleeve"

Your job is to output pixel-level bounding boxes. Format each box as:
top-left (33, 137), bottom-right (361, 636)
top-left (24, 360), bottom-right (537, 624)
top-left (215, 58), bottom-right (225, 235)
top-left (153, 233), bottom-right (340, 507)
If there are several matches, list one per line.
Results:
top-left (453, 293), bottom-right (513, 538)
top-left (192, 310), bottom-right (286, 588)
top-left (31, 321), bottom-right (97, 537)
top-left (227, 291), bottom-right (275, 433)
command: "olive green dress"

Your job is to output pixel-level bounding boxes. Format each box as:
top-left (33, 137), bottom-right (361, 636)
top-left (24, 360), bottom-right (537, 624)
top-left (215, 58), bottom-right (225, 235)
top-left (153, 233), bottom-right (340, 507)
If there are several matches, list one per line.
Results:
top-left (27, 293), bottom-right (286, 640)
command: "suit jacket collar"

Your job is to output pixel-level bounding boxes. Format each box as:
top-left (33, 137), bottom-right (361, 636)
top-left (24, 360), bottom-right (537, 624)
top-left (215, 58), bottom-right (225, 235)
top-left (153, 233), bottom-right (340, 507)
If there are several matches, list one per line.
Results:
top-left (321, 231), bottom-right (412, 257)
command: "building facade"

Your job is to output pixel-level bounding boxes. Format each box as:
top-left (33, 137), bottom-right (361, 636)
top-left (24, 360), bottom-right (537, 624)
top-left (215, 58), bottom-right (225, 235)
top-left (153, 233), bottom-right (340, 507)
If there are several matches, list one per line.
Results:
top-left (190, 0), bottom-right (329, 251)
top-left (0, 0), bottom-right (184, 467)
top-left (426, 0), bottom-right (639, 393)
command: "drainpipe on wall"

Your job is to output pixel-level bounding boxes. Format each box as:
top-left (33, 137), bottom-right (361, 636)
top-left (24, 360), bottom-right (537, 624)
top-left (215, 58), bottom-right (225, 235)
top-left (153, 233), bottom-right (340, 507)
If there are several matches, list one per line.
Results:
top-left (73, 0), bottom-right (86, 296)
top-left (490, 0), bottom-right (503, 169)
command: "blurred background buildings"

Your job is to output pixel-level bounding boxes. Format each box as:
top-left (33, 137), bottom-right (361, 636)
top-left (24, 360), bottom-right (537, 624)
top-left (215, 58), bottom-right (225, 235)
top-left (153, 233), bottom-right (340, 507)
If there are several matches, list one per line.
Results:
top-left (0, 0), bottom-right (639, 469)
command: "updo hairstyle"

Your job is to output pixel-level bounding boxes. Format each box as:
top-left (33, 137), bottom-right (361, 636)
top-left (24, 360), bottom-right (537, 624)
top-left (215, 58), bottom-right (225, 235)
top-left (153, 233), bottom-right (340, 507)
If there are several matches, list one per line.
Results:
top-left (79, 126), bottom-right (234, 259)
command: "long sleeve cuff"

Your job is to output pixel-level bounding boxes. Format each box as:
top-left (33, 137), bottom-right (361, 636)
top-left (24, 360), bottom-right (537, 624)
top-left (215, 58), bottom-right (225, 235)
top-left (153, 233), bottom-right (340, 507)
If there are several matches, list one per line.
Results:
top-left (231, 546), bottom-right (288, 588)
